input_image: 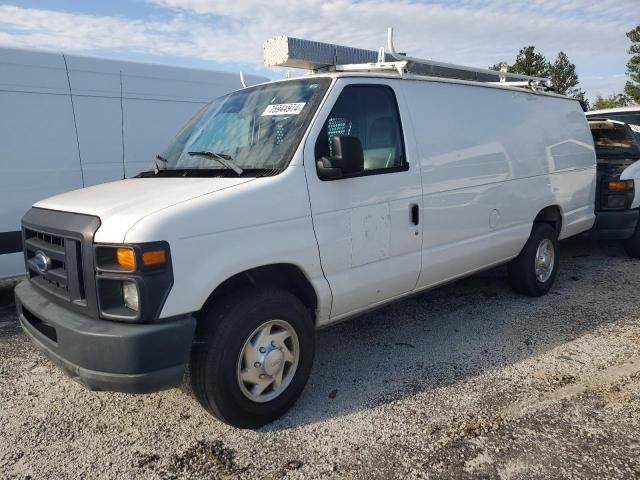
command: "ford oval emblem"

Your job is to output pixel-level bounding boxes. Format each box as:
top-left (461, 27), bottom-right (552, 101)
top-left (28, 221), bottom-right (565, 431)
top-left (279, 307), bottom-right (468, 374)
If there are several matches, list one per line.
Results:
top-left (34, 251), bottom-right (51, 275)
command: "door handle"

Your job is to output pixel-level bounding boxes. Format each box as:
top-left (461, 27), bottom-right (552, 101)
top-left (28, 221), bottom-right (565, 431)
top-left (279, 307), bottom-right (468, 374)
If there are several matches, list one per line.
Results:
top-left (411, 204), bottom-right (420, 225)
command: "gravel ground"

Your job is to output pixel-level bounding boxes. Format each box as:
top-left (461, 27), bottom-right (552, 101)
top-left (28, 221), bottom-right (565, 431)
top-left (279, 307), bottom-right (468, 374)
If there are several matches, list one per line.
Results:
top-left (1, 237), bottom-right (640, 479)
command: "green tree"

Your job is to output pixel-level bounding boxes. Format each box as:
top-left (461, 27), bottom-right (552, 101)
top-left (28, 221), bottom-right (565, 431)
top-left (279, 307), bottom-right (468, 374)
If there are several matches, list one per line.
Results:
top-left (510, 46), bottom-right (549, 78)
top-left (592, 94), bottom-right (629, 110)
top-left (549, 51), bottom-right (579, 95)
top-left (489, 48), bottom-right (586, 100)
top-left (624, 25), bottom-right (640, 103)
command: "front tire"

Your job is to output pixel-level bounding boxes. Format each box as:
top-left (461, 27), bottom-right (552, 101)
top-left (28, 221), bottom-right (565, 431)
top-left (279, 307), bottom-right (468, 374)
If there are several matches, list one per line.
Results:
top-left (190, 288), bottom-right (315, 428)
top-left (623, 221), bottom-right (640, 258)
top-left (508, 223), bottom-right (559, 297)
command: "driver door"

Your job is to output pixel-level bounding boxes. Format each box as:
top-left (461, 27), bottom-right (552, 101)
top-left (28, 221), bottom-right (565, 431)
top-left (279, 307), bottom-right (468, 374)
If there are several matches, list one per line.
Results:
top-left (304, 80), bottom-right (423, 319)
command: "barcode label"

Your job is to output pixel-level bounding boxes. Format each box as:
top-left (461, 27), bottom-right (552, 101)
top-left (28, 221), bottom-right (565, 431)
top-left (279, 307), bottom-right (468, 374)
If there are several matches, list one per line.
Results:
top-left (262, 102), bottom-right (306, 116)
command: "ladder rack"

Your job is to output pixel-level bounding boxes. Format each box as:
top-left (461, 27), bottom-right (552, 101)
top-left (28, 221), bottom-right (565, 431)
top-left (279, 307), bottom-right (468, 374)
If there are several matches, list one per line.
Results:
top-left (263, 28), bottom-right (553, 93)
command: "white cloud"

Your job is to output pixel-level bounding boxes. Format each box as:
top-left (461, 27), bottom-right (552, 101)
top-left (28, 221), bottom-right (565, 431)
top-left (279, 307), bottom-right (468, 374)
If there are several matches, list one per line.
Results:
top-left (0, 1), bottom-right (636, 99)
top-left (0, 6), bottom-right (198, 56)
top-left (580, 74), bottom-right (628, 100)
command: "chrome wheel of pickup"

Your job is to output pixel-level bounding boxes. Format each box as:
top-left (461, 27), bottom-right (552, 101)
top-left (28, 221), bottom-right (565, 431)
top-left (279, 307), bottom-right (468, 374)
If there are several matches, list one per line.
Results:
top-left (534, 238), bottom-right (555, 283)
top-left (236, 319), bottom-right (300, 403)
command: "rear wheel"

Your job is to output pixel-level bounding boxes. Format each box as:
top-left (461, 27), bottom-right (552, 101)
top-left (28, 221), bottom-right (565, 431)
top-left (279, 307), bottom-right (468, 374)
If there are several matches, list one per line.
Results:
top-left (508, 223), bottom-right (559, 297)
top-left (623, 221), bottom-right (640, 258)
top-left (190, 288), bottom-right (315, 428)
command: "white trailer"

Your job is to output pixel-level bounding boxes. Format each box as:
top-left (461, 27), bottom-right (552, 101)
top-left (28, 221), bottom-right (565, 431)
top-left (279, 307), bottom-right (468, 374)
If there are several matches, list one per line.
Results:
top-left (0, 47), bottom-right (267, 278)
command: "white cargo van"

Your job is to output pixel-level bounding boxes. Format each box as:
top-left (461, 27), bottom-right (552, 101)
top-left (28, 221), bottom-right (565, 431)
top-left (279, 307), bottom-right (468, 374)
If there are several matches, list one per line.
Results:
top-left (0, 47), bottom-right (266, 278)
top-left (14, 32), bottom-right (597, 428)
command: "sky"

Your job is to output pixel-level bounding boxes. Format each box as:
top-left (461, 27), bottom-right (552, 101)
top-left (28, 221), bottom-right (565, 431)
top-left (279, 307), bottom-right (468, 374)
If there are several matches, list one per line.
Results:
top-left (0, 0), bottom-right (637, 100)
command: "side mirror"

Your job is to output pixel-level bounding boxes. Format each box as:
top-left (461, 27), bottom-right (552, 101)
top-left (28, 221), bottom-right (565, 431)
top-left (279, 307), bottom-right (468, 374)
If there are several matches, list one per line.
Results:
top-left (317, 135), bottom-right (364, 180)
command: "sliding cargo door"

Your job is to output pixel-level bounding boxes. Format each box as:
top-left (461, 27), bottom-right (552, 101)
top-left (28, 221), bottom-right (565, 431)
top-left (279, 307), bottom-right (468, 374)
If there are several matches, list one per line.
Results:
top-left (406, 81), bottom-right (537, 290)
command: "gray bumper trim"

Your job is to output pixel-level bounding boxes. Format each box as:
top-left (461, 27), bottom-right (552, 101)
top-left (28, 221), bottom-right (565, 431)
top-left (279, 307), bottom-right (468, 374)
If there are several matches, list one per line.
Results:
top-left (589, 209), bottom-right (639, 240)
top-left (15, 280), bottom-right (196, 393)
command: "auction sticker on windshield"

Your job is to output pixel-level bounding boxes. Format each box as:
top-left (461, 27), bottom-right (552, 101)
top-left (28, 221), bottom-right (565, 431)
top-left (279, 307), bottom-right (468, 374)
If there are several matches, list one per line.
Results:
top-left (262, 103), bottom-right (306, 116)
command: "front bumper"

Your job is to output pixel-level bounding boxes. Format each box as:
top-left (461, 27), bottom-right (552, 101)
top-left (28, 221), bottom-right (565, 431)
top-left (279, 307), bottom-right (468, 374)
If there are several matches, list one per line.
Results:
top-left (588, 209), bottom-right (639, 241)
top-left (15, 280), bottom-right (196, 393)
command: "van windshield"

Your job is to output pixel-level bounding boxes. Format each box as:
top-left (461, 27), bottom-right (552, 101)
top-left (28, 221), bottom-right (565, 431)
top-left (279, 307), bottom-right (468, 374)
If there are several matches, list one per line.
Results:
top-left (156, 78), bottom-right (331, 176)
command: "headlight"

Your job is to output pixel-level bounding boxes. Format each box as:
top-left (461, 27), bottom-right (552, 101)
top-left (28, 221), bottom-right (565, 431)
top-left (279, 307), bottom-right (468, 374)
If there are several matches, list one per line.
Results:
top-left (122, 281), bottom-right (139, 312)
top-left (94, 242), bottom-right (173, 323)
top-left (606, 194), bottom-right (628, 209)
top-left (116, 247), bottom-right (136, 271)
top-left (96, 245), bottom-right (168, 272)
top-left (602, 178), bottom-right (635, 210)
top-left (607, 179), bottom-right (634, 191)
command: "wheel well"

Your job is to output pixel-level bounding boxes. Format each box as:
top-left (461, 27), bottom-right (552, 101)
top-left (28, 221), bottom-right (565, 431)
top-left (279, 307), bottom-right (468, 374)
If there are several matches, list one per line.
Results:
top-left (200, 264), bottom-right (318, 323)
top-left (534, 206), bottom-right (562, 236)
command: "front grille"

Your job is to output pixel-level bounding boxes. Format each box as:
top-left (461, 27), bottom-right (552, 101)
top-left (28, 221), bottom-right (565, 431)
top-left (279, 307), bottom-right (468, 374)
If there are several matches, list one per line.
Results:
top-left (24, 228), bottom-right (85, 304)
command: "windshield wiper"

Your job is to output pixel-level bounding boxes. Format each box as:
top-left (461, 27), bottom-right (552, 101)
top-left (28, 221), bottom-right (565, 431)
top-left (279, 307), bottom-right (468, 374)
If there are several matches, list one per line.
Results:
top-left (187, 151), bottom-right (244, 175)
top-left (154, 154), bottom-right (169, 173)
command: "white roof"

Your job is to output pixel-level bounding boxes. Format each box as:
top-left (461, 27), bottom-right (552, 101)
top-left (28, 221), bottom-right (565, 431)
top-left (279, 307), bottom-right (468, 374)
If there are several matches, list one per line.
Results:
top-left (263, 71), bottom-right (575, 102)
top-left (0, 45), bottom-right (268, 102)
top-left (587, 105), bottom-right (640, 115)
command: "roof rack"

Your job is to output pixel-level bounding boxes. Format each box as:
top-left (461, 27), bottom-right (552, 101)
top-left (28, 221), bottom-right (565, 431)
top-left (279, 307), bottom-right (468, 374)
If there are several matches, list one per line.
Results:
top-left (264, 28), bottom-right (553, 93)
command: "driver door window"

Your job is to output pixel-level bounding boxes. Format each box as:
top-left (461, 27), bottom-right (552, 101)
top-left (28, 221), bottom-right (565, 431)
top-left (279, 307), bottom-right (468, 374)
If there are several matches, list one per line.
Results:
top-left (315, 85), bottom-right (406, 174)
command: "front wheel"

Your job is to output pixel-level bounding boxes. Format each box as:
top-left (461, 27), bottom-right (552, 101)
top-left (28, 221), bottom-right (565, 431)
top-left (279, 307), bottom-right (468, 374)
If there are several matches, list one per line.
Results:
top-left (190, 288), bottom-right (315, 428)
top-left (508, 223), bottom-right (559, 297)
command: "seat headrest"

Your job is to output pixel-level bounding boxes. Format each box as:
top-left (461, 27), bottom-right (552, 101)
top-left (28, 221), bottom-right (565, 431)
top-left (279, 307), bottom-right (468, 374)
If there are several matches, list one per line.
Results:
top-left (368, 117), bottom-right (396, 148)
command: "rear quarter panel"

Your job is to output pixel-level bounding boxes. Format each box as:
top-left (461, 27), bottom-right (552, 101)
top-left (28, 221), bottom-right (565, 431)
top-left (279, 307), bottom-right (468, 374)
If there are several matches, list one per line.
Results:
top-left (400, 79), bottom-right (595, 288)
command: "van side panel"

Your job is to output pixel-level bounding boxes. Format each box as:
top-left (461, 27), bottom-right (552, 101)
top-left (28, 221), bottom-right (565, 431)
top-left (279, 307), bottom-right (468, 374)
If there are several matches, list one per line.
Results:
top-left (400, 80), bottom-right (595, 289)
top-left (121, 99), bottom-right (201, 177)
top-left (65, 55), bottom-right (126, 187)
top-left (0, 49), bottom-right (83, 277)
top-left (119, 63), bottom-right (262, 178)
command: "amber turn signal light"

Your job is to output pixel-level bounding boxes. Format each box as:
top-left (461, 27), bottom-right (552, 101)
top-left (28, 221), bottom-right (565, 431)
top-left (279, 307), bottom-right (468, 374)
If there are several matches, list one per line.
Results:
top-left (607, 180), bottom-right (634, 191)
top-left (116, 247), bottom-right (136, 270)
top-left (142, 249), bottom-right (167, 266)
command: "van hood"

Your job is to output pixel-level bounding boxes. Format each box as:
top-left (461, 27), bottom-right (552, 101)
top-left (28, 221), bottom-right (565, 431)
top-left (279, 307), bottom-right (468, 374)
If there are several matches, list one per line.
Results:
top-left (34, 177), bottom-right (255, 240)
top-left (589, 119), bottom-right (640, 159)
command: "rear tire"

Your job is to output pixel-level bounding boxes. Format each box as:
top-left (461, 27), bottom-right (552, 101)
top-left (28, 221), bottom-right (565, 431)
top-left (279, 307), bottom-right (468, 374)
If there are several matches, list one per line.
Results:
top-left (623, 221), bottom-right (640, 258)
top-left (508, 223), bottom-right (559, 297)
top-left (190, 288), bottom-right (315, 428)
